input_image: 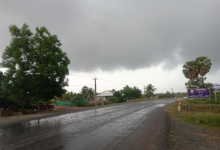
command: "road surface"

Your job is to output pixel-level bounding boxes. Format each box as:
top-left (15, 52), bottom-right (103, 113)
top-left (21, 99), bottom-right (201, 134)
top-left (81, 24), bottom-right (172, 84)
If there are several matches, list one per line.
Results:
top-left (0, 99), bottom-right (173, 150)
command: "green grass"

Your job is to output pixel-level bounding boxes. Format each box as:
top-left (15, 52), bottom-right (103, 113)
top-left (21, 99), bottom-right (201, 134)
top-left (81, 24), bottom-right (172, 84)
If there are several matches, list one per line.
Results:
top-left (190, 113), bottom-right (220, 127)
top-left (166, 101), bottom-right (220, 128)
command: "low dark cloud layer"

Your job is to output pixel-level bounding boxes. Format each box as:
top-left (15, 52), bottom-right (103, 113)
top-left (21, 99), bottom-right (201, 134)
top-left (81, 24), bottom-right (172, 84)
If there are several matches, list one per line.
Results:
top-left (0, 0), bottom-right (220, 72)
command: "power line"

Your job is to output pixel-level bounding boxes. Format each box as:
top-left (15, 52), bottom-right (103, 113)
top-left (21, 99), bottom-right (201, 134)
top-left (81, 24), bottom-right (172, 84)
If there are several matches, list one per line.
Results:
top-left (98, 78), bottom-right (127, 85)
top-left (69, 73), bottom-right (184, 91)
top-left (69, 73), bottom-right (128, 85)
top-left (69, 73), bottom-right (92, 78)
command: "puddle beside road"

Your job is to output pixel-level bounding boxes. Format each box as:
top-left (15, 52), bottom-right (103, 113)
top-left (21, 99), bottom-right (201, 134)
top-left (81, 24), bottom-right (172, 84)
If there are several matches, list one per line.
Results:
top-left (155, 104), bottom-right (166, 107)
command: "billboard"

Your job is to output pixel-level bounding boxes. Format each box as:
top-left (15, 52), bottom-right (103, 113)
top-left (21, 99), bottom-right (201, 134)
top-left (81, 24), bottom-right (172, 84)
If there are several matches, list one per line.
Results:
top-left (212, 83), bottom-right (220, 91)
top-left (188, 88), bottom-right (210, 98)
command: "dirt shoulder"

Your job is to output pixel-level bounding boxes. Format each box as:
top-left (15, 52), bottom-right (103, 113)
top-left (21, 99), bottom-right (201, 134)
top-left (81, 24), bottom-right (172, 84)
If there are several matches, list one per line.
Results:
top-left (0, 106), bottom-right (81, 126)
top-left (166, 103), bottom-right (220, 150)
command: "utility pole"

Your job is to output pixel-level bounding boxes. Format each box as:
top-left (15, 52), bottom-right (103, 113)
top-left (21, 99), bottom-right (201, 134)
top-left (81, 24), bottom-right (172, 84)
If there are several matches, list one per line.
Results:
top-left (144, 85), bottom-right (145, 97)
top-left (171, 88), bottom-right (173, 94)
top-left (93, 77), bottom-right (98, 106)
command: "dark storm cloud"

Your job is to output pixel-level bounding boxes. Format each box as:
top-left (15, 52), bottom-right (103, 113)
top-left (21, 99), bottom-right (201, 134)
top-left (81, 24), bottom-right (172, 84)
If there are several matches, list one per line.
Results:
top-left (0, 0), bottom-right (220, 72)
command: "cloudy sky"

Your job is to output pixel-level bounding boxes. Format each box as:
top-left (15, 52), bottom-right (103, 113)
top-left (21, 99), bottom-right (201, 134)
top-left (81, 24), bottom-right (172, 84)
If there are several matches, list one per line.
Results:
top-left (0, 0), bottom-right (220, 94)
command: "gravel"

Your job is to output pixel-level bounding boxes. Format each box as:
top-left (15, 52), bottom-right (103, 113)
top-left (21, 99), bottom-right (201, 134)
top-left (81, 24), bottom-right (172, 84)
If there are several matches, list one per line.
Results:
top-left (166, 114), bottom-right (220, 150)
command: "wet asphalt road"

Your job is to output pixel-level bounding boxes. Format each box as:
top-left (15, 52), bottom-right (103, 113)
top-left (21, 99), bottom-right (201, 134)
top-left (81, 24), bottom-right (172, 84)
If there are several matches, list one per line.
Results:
top-left (0, 99), bottom-right (173, 150)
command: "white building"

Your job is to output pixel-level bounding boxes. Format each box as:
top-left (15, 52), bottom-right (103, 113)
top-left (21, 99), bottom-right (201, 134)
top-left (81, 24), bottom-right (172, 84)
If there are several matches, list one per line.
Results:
top-left (95, 90), bottom-right (114, 100)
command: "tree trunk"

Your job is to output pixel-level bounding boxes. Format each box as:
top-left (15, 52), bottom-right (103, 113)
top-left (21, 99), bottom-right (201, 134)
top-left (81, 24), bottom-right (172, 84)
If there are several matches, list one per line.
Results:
top-left (201, 76), bottom-right (204, 88)
top-left (25, 96), bottom-right (30, 108)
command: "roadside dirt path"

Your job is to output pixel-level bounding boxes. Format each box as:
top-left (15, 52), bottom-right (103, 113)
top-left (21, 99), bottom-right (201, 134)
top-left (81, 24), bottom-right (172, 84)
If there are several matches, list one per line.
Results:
top-left (166, 115), bottom-right (220, 150)
top-left (0, 105), bottom-right (80, 126)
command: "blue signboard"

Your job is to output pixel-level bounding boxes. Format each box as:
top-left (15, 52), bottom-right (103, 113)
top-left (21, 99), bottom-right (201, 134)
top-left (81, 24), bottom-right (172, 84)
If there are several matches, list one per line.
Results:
top-left (188, 88), bottom-right (210, 98)
top-left (212, 83), bottom-right (220, 91)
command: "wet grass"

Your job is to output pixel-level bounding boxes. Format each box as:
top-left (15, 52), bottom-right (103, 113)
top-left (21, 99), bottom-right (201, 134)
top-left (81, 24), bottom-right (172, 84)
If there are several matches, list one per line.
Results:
top-left (166, 101), bottom-right (220, 128)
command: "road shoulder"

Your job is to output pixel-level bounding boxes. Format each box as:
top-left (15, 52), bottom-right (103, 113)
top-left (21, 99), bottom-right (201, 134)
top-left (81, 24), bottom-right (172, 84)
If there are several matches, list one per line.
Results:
top-left (166, 105), bottom-right (220, 150)
top-left (0, 106), bottom-right (81, 126)
top-left (105, 107), bottom-right (170, 150)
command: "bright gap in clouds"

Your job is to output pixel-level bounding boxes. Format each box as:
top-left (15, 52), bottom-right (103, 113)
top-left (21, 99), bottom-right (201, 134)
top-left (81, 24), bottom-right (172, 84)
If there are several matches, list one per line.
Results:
top-left (1, 64), bottom-right (219, 95)
top-left (65, 64), bottom-right (189, 94)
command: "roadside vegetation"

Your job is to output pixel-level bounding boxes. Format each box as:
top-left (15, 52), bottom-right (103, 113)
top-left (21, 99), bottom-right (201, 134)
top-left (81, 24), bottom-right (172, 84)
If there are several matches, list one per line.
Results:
top-left (158, 91), bottom-right (176, 99)
top-left (0, 24), bottom-right (70, 116)
top-left (0, 24), bottom-right (160, 117)
top-left (167, 56), bottom-right (220, 128)
top-left (55, 85), bottom-right (143, 107)
top-left (167, 99), bottom-right (220, 128)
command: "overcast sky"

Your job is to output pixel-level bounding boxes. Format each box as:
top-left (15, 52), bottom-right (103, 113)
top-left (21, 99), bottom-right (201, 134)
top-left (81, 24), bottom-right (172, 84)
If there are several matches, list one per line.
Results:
top-left (0, 0), bottom-right (220, 94)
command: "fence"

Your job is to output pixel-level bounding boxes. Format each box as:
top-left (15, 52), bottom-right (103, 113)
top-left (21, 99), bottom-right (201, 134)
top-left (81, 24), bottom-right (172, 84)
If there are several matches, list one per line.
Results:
top-left (55, 99), bottom-right (89, 106)
top-left (55, 101), bottom-right (71, 106)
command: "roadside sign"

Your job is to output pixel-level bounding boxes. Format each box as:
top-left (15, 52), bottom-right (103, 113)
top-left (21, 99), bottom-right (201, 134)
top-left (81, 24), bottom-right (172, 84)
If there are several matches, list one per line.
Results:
top-left (212, 83), bottom-right (220, 91)
top-left (187, 88), bottom-right (210, 99)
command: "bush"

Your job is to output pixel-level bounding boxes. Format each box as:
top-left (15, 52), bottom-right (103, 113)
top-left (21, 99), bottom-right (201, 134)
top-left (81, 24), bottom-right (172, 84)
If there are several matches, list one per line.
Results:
top-left (103, 101), bottom-right (112, 105)
top-left (158, 92), bottom-right (175, 99)
top-left (108, 96), bottom-right (119, 103)
top-left (211, 94), bottom-right (220, 100)
top-left (74, 100), bottom-right (87, 107)
top-left (19, 108), bottom-right (26, 114)
top-left (85, 103), bottom-right (95, 107)
top-left (204, 99), bottom-right (220, 104)
top-left (189, 100), bottom-right (199, 104)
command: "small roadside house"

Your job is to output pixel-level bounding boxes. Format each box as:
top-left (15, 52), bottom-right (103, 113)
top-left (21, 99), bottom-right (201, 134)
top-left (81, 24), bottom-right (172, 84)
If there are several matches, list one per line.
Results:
top-left (95, 90), bottom-right (114, 100)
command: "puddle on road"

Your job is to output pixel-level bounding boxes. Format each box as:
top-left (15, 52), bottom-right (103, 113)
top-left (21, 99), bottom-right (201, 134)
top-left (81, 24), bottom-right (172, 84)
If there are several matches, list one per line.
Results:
top-left (155, 104), bottom-right (166, 107)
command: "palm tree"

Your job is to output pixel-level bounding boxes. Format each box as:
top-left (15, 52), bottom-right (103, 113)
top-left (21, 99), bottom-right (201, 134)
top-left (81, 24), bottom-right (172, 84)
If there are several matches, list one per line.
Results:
top-left (182, 60), bottom-right (199, 81)
top-left (196, 57), bottom-right (212, 87)
top-left (81, 86), bottom-right (89, 99)
top-left (87, 88), bottom-right (94, 101)
top-left (145, 84), bottom-right (156, 98)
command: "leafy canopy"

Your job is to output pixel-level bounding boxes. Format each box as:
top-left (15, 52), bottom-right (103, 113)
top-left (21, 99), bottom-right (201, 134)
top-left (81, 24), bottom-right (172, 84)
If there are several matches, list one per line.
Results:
top-left (80, 86), bottom-right (94, 100)
top-left (182, 56), bottom-right (212, 81)
top-left (121, 85), bottom-right (142, 99)
top-left (145, 84), bottom-right (156, 98)
top-left (0, 24), bottom-right (70, 105)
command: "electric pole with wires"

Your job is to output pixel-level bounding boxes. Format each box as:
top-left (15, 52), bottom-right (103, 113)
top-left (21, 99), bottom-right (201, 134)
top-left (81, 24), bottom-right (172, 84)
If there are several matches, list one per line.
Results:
top-left (93, 77), bottom-right (98, 106)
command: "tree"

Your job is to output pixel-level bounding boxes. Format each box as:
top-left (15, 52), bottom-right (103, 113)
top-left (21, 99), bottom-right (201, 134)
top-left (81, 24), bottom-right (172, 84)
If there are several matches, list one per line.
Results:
top-left (62, 92), bottom-right (72, 101)
top-left (185, 76), bottom-right (206, 89)
top-left (0, 71), bottom-right (3, 88)
top-left (80, 86), bottom-right (94, 100)
top-left (182, 56), bottom-right (212, 85)
top-left (108, 96), bottom-right (119, 103)
top-left (121, 85), bottom-right (142, 99)
top-left (158, 91), bottom-right (175, 99)
top-left (185, 77), bottom-right (213, 93)
top-left (0, 71), bottom-right (8, 108)
top-left (81, 86), bottom-right (89, 99)
top-left (70, 93), bottom-right (86, 107)
top-left (113, 90), bottom-right (124, 103)
top-left (196, 56), bottom-right (212, 86)
top-left (0, 24), bottom-right (70, 107)
top-left (87, 88), bottom-right (94, 101)
top-left (145, 84), bottom-right (156, 98)
top-left (182, 61), bottom-right (199, 81)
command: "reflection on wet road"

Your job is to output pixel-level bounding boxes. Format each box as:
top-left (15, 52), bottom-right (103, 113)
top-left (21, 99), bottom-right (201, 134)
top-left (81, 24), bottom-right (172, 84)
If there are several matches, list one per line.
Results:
top-left (0, 99), bottom-right (173, 150)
